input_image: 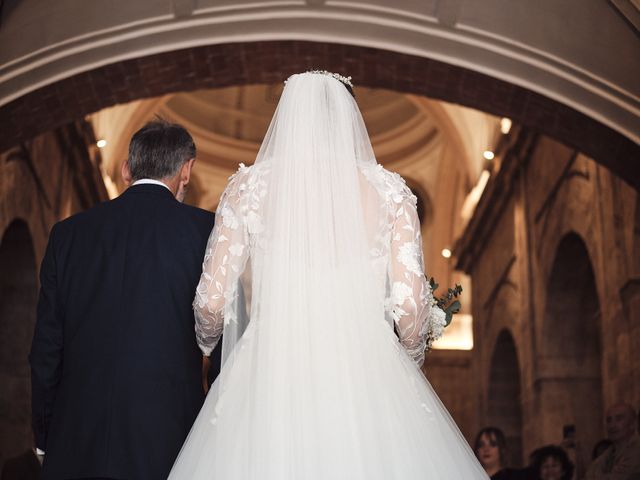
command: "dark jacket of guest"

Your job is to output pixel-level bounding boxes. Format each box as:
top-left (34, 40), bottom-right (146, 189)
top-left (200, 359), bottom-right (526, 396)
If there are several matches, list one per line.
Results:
top-left (29, 184), bottom-right (217, 480)
top-left (492, 467), bottom-right (536, 480)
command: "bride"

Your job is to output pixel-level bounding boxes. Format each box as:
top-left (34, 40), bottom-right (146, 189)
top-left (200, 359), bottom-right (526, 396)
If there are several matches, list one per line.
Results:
top-left (169, 71), bottom-right (489, 479)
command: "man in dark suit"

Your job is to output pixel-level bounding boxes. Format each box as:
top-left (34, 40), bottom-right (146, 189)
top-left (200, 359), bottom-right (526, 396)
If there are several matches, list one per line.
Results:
top-left (29, 120), bottom-right (218, 479)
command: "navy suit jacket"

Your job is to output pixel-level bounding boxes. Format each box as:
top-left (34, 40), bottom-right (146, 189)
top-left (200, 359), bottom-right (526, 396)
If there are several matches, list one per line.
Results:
top-left (29, 184), bottom-right (217, 480)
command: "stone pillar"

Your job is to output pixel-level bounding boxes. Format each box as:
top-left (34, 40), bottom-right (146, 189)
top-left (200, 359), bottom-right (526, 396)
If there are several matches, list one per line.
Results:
top-left (0, 221), bottom-right (37, 463)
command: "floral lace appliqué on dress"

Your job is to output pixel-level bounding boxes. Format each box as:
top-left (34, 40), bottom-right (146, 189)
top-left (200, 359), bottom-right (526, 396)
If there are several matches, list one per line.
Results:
top-left (194, 162), bottom-right (444, 366)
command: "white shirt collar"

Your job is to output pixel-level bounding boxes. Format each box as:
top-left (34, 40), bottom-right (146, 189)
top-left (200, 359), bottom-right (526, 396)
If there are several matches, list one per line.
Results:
top-left (132, 179), bottom-right (171, 191)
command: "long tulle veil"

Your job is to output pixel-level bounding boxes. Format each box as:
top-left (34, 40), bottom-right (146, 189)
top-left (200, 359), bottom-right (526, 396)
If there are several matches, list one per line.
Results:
top-left (170, 72), bottom-right (489, 479)
top-left (219, 72), bottom-right (381, 373)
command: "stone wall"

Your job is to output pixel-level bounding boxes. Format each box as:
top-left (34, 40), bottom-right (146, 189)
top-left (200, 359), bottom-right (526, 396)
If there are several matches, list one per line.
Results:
top-left (0, 121), bottom-right (108, 466)
top-left (456, 128), bottom-right (639, 474)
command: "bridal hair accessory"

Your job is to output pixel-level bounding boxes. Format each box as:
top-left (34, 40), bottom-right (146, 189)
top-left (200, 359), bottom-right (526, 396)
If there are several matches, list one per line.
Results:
top-left (285, 70), bottom-right (354, 88)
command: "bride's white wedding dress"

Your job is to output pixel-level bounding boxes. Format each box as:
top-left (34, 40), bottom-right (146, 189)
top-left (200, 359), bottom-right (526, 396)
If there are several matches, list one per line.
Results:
top-left (169, 72), bottom-right (488, 479)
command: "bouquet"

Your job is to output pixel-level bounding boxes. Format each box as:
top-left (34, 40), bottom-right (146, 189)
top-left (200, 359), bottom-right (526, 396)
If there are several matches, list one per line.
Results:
top-left (424, 277), bottom-right (463, 351)
top-left (428, 277), bottom-right (463, 327)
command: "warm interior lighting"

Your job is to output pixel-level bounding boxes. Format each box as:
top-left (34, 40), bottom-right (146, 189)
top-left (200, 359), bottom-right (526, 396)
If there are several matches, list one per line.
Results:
top-left (483, 150), bottom-right (495, 160)
top-left (461, 169), bottom-right (490, 223)
top-left (500, 117), bottom-right (512, 134)
top-left (433, 313), bottom-right (473, 350)
top-left (96, 139), bottom-right (107, 148)
top-left (101, 171), bottom-right (120, 199)
top-left (441, 248), bottom-right (452, 258)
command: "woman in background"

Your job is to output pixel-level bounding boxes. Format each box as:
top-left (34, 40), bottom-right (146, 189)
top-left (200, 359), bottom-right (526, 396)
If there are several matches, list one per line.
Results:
top-left (475, 427), bottom-right (532, 480)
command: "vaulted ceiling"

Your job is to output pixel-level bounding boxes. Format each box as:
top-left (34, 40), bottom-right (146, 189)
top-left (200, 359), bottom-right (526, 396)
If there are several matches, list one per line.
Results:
top-left (89, 83), bottom-right (501, 350)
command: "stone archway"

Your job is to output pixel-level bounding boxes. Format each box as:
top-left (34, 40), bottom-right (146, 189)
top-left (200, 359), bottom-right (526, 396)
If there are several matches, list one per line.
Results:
top-left (633, 194), bottom-right (640, 276)
top-left (1, 41), bottom-right (638, 189)
top-left (487, 329), bottom-right (524, 468)
top-left (628, 195), bottom-right (640, 404)
top-left (0, 220), bottom-right (38, 464)
top-left (539, 232), bottom-right (602, 472)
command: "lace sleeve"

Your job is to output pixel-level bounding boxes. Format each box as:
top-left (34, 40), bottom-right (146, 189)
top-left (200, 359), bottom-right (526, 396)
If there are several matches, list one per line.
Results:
top-left (386, 192), bottom-right (446, 367)
top-left (193, 174), bottom-right (250, 356)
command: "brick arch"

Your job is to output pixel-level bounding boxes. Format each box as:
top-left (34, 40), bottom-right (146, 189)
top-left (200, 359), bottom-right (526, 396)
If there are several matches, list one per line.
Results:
top-left (1, 41), bottom-right (638, 189)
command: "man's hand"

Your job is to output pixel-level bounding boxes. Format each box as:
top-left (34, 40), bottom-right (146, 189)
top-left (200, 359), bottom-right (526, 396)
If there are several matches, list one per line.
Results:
top-left (201, 356), bottom-right (210, 394)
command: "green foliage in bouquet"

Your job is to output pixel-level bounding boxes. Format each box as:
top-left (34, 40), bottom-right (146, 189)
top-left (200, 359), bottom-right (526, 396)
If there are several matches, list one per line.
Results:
top-left (428, 277), bottom-right (463, 327)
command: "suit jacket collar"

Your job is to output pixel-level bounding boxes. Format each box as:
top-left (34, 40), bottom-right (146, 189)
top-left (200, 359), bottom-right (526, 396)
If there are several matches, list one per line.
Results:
top-left (122, 183), bottom-right (176, 200)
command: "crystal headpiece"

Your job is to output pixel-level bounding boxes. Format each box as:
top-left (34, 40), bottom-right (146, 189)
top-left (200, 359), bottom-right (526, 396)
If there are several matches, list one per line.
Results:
top-left (285, 70), bottom-right (354, 88)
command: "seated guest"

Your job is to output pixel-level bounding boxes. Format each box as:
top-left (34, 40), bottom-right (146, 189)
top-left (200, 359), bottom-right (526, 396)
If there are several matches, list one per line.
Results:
top-left (529, 445), bottom-right (574, 480)
top-left (586, 403), bottom-right (640, 479)
top-left (475, 427), bottom-right (532, 479)
top-left (592, 439), bottom-right (614, 461)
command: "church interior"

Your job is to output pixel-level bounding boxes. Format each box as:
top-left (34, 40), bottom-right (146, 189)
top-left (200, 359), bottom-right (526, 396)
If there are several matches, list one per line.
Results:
top-left (0, 0), bottom-right (639, 477)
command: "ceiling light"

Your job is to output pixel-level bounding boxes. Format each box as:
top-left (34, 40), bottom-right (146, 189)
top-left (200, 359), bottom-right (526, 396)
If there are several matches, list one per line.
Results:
top-left (500, 117), bottom-right (512, 134)
top-left (441, 248), bottom-right (452, 259)
top-left (483, 150), bottom-right (495, 161)
top-left (96, 139), bottom-right (107, 148)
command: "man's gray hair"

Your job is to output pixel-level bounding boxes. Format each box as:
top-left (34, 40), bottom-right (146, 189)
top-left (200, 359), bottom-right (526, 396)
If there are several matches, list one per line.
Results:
top-left (127, 119), bottom-right (196, 181)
